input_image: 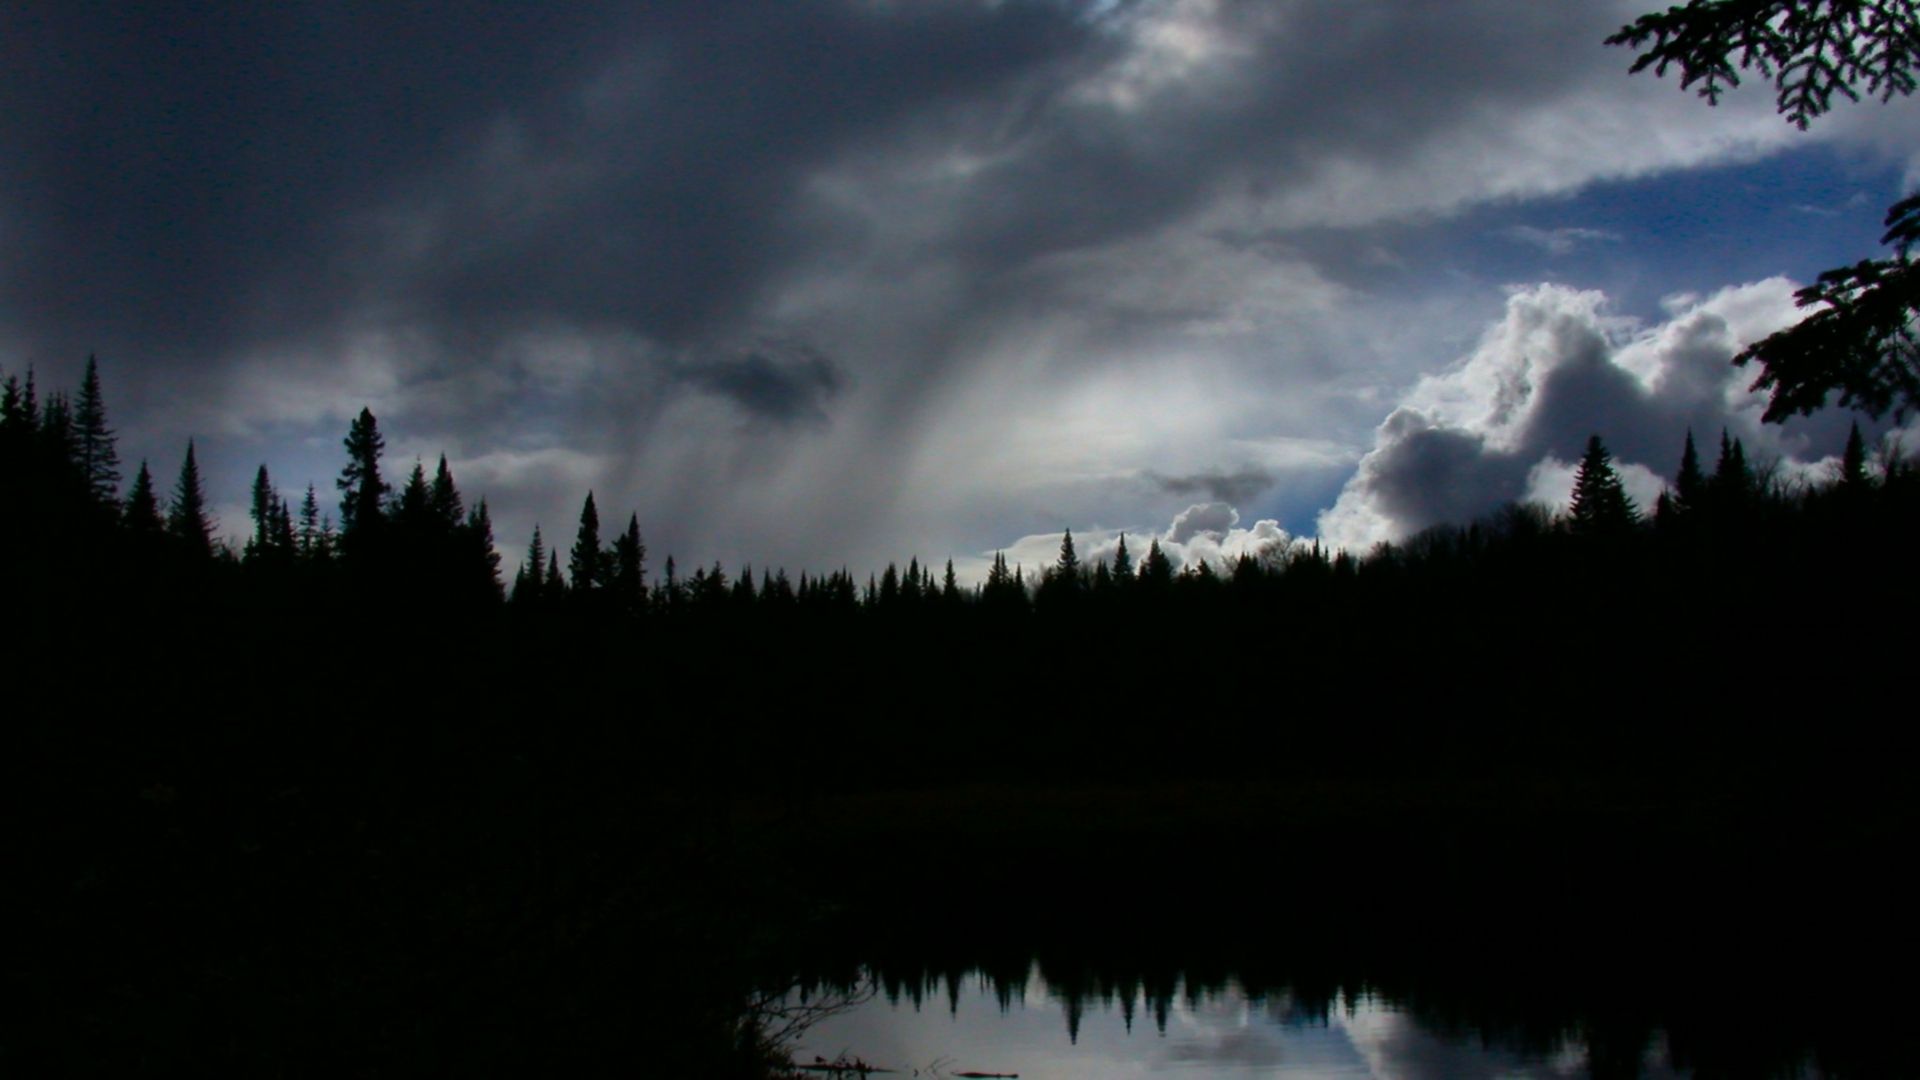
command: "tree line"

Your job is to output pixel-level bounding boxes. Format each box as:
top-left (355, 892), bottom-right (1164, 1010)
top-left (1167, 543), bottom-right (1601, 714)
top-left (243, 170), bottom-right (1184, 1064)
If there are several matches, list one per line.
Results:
top-left (6, 358), bottom-right (1917, 638)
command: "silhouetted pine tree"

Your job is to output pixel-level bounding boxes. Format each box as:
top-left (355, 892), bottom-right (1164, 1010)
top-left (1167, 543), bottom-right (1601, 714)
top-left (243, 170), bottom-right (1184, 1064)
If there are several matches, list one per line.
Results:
top-left (1567, 435), bottom-right (1638, 535)
top-left (1140, 538), bottom-right (1173, 592)
top-left (513, 525), bottom-right (548, 606)
top-left (167, 441), bottom-right (216, 558)
top-left (246, 465), bottom-right (287, 563)
top-left (606, 513), bottom-right (645, 615)
top-left (74, 355), bottom-right (119, 508)
top-left (296, 484), bottom-right (330, 561)
top-left (338, 408), bottom-right (388, 547)
top-left (430, 454), bottom-right (463, 531)
top-left (1675, 429), bottom-right (1706, 513)
top-left (569, 492), bottom-right (602, 594)
top-left (1710, 429), bottom-right (1753, 509)
top-left (543, 550), bottom-right (566, 605)
top-left (393, 461), bottom-right (432, 533)
top-left (123, 460), bottom-right (164, 534)
top-left (1839, 421), bottom-right (1870, 493)
top-left (464, 499), bottom-right (503, 603)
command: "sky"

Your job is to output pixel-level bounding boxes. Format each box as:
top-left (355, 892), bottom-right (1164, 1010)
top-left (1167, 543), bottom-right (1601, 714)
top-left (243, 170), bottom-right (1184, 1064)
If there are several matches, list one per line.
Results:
top-left (5, 1), bottom-right (1917, 583)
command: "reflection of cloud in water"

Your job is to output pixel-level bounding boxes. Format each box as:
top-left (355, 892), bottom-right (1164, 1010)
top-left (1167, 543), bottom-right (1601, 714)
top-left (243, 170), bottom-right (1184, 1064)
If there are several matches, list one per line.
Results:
top-left (1337, 996), bottom-right (1614, 1080)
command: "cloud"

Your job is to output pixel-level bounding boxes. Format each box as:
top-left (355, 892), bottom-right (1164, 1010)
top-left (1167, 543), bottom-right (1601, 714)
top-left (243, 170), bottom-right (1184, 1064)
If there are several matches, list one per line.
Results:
top-left (1147, 467), bottom-right (1276, 505)
top-left (4, 3), bottom-right (1908, 583)
top-left (1315, 279), bottom-right (1879, 550)
top-left (1503, 225), bottom-right (1623, 255)
top-left (679, 340), bottom-right (846, 426)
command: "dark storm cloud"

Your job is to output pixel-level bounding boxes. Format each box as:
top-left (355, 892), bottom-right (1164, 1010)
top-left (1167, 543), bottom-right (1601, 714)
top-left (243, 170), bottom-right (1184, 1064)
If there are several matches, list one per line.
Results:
top-left (3, 2), bottom-right (1861, 576)
top-left (0, 1), bottom-right (1089, 368)
top-left (1147, 467), bottom-right (1274, 505)
top-left (680, 340), bottom-right (844, 426)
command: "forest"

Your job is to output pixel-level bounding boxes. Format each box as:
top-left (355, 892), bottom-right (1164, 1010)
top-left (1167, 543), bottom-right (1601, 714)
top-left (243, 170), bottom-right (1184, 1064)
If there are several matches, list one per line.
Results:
top-left (8, 357), bottom-right (1917, 1075)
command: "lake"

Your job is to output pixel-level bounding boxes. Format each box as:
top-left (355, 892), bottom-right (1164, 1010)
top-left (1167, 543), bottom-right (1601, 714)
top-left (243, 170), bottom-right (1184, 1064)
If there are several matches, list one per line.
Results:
top-left (785, 964), bottom-right (1663, 1078)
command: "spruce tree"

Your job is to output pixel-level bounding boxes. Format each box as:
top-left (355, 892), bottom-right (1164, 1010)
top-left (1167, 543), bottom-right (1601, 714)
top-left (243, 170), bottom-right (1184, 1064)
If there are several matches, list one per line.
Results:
top-left (246, 465), bottom-right (280, 562)
top-left (1711, 429), bottom-right (1753, 507)
top-left (1567, 434), bottom-right (1638, 535)
top-left (464, 499), bottom-right (503, 602)
top-left (1112, 533), bottom-right (1133, 579)
top-left (1140, 538), bottom-right (1173, 590)
top-left (1839, 421), bottom-right (1870, 492)
top-left (1053, 529), bottom-right (1080, 583)
top-left (429, 454), bottom-right (463, 531)
top-left (569, 491), bottom-right (602, 593)
top-left (514, 525), bottom-right (547, 605)
top-left (1674, 429), bottom-right (1706, 513)
top-left (392, 461), bottom-right (432, 533)
top-left (167, 441), bottom-right (216, 557)
top-left (297, 484), bottom-right (323, 559)
top-left (74, 355), bottom-right (120, 507)
top-left (123, 460), bottom-right (163, 533)
top-left (337, 407), bottom-right (388, 542)
top-left (611, 513), bottom-right (646, 613)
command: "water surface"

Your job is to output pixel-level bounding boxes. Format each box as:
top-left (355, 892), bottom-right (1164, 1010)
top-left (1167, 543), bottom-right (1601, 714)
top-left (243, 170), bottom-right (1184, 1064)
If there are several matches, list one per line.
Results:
top-left (787, 965), bottom-right (1689, 1079)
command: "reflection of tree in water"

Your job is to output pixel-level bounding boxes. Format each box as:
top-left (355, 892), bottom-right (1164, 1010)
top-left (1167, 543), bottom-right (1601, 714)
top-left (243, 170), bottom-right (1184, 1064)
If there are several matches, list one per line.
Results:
top-left (753, 975), bottom-right (878, 1064)
top-left (795, 945), bottom-right (1898, 1079)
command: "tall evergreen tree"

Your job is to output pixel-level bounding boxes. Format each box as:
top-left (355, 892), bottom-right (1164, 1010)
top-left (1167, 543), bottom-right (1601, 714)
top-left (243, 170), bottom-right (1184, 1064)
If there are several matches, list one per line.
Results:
top-left (1838, 421), bottom-right (1870, 492)
top-left (1674, 429), bottom-right (1706, 512)
top-left (611, 513), bottom-right (646, 613)
top-left (464, 499), bottom-right (503, 602)
top-left (1053, 530), bottom-right (1080, 583)
top-left (1567, 434), bottom-right (1639, 535)
top-left (167, 441), bottom-right (216, 557)
top-left (123, 460), bottom-right (163, 533)
top-left (297, 484), bottom-right (324, 559)
top-left (74, 355), bottom-right (120, 507)
top-left (1140, 538), bottom-right (1174, 591)
top-left (429, 454), bottom-right (463, 531)
top-left (393, 460), bottom-right (432, 533)
top-left (1112, 534), bottom-right (1133, 579)
top-left (514, 525), bottom-right (548, 605)
top-left (1710, 429), bottom-right (1753, 507)
top-left (569, 491), bottom-right (602, 593)
top-left (246, 464), bottom-right (283, 562)
top-left (337, 407), bottom-right (388, 542)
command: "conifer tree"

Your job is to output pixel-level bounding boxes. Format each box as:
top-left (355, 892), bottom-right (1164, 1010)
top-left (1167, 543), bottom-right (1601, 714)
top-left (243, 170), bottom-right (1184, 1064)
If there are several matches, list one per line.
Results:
top-left (246, 465), bottom-right (282, 562)
top-left (74, 355), bottom-right (119, 507)
top-left (569, 491), bottom-right (602, 592)
top-left (1710, 428), bottom-right (1753, 507)
top-left (1839, 421), bottom-right (1870, 492)
top-left (167, 441), bottom-right (216, 557)
top-left (611, 513), bottom-right (646, 613)
top-left (1053, 529), bottom-right (1080, 583)
top-left (123, 460), bottom-right (163, 533)
top-left (393, 460), bottom-right (432, 533)
top-left (1567, 434), bottom-right (1639, 535)
top-left (297, 484), bottom-right (323, 559)
top-left (464, 499), bottom-right (503, 602)
top-left (429, 454), bottom-right (463, 531)
top-left (1140, 538), bottom-right (1174, 590)
top-left (1112, 533), bottom-right (1133, 579)
top-left (337, 407), bottom-right (388, 543)
top-left (1674, 429), bottom-right (1706, 512)
top-left (514, 525), bottom-right (547, 605)
top-left (544, 550), bottom-right (566, 605)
